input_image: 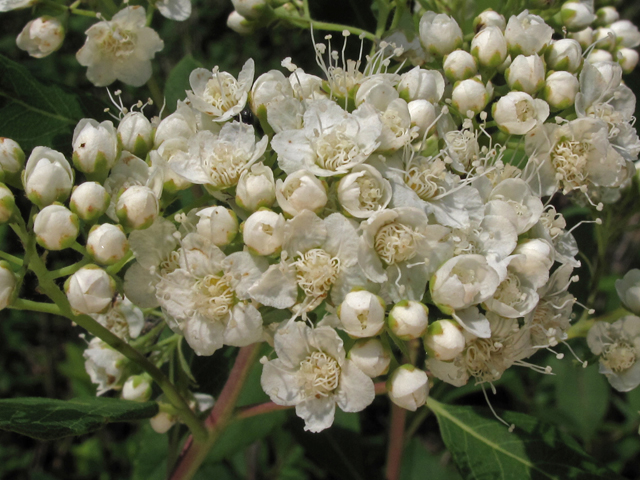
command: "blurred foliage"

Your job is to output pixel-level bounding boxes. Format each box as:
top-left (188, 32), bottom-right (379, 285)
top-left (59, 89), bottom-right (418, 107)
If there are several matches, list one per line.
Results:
top-left (1, 0), bottom-right (640, 478)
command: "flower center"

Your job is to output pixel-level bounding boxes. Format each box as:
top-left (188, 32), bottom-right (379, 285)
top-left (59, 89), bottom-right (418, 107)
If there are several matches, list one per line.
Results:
top-left (539, 207), bottom-right (566, 240)
top-left (356, 175), bottom-right (383, 211)
top-left (404, 159), bottom-right (446, 200)
top-left (202, 142), bottom-right (250, 188)
top-left (313, 125), bottom-right (360, 172)
top-left (292, 249), bottom-right (340, 298)
top-left (602, 341), bottom-right (637, 373)
top-left (374, 222), bottom-right (419, 265)
top-left (465, 337), bottom-right (505, 383)
top-left (551, 140), bottom-right (590, 193)
top-left (493, 273), bottom-right (525, 307)
top-left (159, 250), bottom-right (181, 276)
top-left (195, 273), bottom-right (235, 321)
top-left (101, 28), bottom-right (136, 58)
top-left (203, 73), bottom-right (240, 112)
top-left (299, 351), bottom-right (341, 397)
top-left (515, 99), bottom-right (535, 122)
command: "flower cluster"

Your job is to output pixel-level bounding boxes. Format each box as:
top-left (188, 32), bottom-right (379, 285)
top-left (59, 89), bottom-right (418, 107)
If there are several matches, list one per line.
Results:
top-left (1, 1), bottom-right (640, 435)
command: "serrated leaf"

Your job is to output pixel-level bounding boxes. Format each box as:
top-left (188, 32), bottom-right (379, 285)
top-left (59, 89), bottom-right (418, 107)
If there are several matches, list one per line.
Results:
top-left (164, 55), bottom-right (203, 113)
top-left (0, 397), bottom-right (158, 441)
top-left (428, 397), bottom-right (623, 480)
top-left (130, 423), bottom-right (168, 480)
top-left (0, 54), bottom-right (107, 154)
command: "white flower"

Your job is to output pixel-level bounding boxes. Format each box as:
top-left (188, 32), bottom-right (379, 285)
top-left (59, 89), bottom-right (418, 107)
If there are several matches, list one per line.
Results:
top-left (260, 322), bottom-right (374, 432)
top-left (156, 0), bottom-right (191, 21)
top-left (187, 59), bottom-right (254, 122)
top-left (66, 265), bottom-right (116, 314)
top-left (505, 54), bottom-right (546, 95)
top-left (451, 77), bottom-right (489, 116)
top-left (443, 50), bottom-right (478, 82)
top-left (195, 206), bottom-right (238, 247)
top-left (424, 319), bottom-right (466, 361)
top-left (170, 122), bottom-right (267, 190)
top-left (348, 338), bottom-right (391, 378)
top-left (70, 182), bottom-right (110, 222)
top-left (587, 316), bottom-right (640, 392)
top-left (0, 261), bottom-right (16, 310)
top-left (91, 295), bottom-right (144, 340)
top-left (156, 233), bottom-right (267, 355)
top-left (250, 70), bottom-right (293, 114)
top-left (0, 0), bottom-right (32, 11)
top-left (561, 1), bottom-right (596, 31)
top-left (242, 209), bottom-right (285, 256)
top-left (236, 163), bottom-right (276, 211)
top-left (609, 20), bottom-right (640, 48)
top-left (72, 119), bottom-right (119, 175)
top-left (34, 204), bottom-right (79, 251)
top-left (419, 12), bottom-right (463, 58)
top-left (388, 300), bottom-right (429, 340)
top-left (118, 112), bottom-right (153, 158)
top-left (492, 91), bottom-right (549, 135)
top-left (387, 365), bottom-right (429, 411)
top-left (408, 100), bottom-right (437, 139)
top-left (485, 178), bottom-right (544, 235)
top-left (569, 26), bottom-right (593, 49)
top-left (470, 26), bottom-right (508, 68)
top-left (122, 375), bottom-right (152, 402)
top-left (474, 10), bottom-right (506, 32)
top-left (226, 11), bottom-right (254, 35)
top-left (84, 338), bottom-right (126, 395)
top-left (16, 16), bottom-right (64, 58)
top-left (76, 6), bottom-right (164, 87)
top-left (154, 102), bottom-right (198, 146)
top-left (617, 48), bottom-right (639, 74)
top-left (116, 185), bottom-right (159, 230)
top-left (337, 290), bottom-right (386, 338)
top-left (337, 164), bottom-right (391, 218)
top-left (276, 170), bottom-right (328, 217)
top-left (23, 147), bottom-right (73, 208)
top-left (397, 67), bottom-right (445, 103)
top-left (593, 27), bottom-right (617, 52)
top-left (0, 183), bottom-right (15, 224)
top-left (505, 10), bottom-right (553, 56)
top-left (616, 270), bottom-right (640, 315)
top-left (87, 223), bottom-right (129, 265)
top-left (272, 99), bottom-right (382, 177)
top-left (0, 138), bottom-right (24, 177)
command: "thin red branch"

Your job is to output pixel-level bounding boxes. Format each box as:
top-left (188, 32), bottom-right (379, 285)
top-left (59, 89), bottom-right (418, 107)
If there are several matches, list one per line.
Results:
top-left (385, 402), bottom-right (406, 480)
top-left (236, 401), bottom-right (292, 420)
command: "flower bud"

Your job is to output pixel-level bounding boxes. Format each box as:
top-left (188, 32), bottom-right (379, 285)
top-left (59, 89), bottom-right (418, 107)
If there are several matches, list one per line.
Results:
top-left (150, 411), bottom-right (175, 433)
top-left (250, 70), bottom-right (293, 114)
top-left (587, 49), bottom-right (613, 63)
top-left (116, 186), bottom-right (158, 230)
top-left (355, 76), bottom-right (398, 111)
top-left (230, 0), bottom-right (268, 20)
top-left (615, 269), bottom-right (640, 316)
top-left (275, 170), bottom-right (327, 217)
top-left (505, 11), bottom-right (553, 56)
top-left (0, 183), bottom-right (15, 223)
top-left (23, 147), bottom-right (73, 207)
top-left (65, 265), bottom-right (116, 314)
top-left (423, 319), bottom-right (465, 361)
top-left (16, 16), bottom-right (64, 58)
top-left (397, 67), bottom-right (444, 103)
top-left (388, 300), bottom-right (429, 340)
top-left (593, 27), bottom-right (617, 52)
top-left (561, 1), bottom-right (596, 32)
top-left (609, 20), bottom-right (640, 48)
top-left (122, 375), bottom-right (152, 402)
top-left (470, 26), bottom-right (508, 68)
top-left (118, 112), bottom-right (153, 158)
top-left (492, 91), bottom-right (549, 135)
top-left (0, 261), bottom-right (16, 310)
top-left (338, 290), bottom-right (386, 338)
top-left (419, 12), bottom-right (463, 58)
top-left (154, 103), bottom-right (197, 147)
top-left (0, 138), bottom-right (25, 179)
top-left (72, 119), bottom-right (118, 177)
top-left (617, 48), bottom-right (639, 74)
top-left (226, 11), bottom-right (255, 35)
top-left (595, 7), bottom-right (619, 27)
top-left (473, 10), bottom-right (506, 32)
top-left (348, 338), bottom-right (391, 378)
top-left (443, 50), bottom-right (478, 82)
top-left (387, 364), bottom-right (429, 411)
top-left (337, 164), bottom-right (392, 218)
top-left (451, 77), bottom-right (489, 116)
top-left (242, 209), bottom-right (285, 256)
top-left (34, 204), bottom-right (79, 250)
top-left (569, 27), bottom-right (593, 50)
top-left (543, 71), bottom-right (579, 110)
top-left (545, 39), bottom-right (582, 73)
top-left (87, 223), bottom-right (129, 265)
top-left (70, 182), bottom-right (110, 222)
top-left (196, 206), bottom-right (238, 246)
top-left (236, 163), bottom-right (276, 211)
top-left (505, 54), bottom-right (545, 94)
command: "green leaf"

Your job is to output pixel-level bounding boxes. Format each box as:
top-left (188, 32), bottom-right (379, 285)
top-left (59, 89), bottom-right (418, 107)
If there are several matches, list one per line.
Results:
top-left (130, 423), bottom-right (168, 480)
top-left (428, 397), bottom-right (623, 480)
top-left (0, 397), bottom-right (158, 441)
top-left (0, 54), bottom-right (107, 154)
top-left (401, 439), bottom-right (462, 480)
top-left (164, 55), bottom-right (203, 113)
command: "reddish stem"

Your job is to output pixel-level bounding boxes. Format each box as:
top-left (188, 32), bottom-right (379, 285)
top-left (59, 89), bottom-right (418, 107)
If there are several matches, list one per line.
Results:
top-left (385, 402), bottom-right (407, 480)
top-left (170, 344), bottom-right (261, 480)
top-left (236, 401), bottom-right (292, 419)
top-left (375, 381), bottom-right (387, 395)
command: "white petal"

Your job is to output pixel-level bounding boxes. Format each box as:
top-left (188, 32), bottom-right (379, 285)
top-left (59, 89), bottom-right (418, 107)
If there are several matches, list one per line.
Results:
top-left (335, 360), bottom-right (375, 412)
top-left (295, 396), bottom-right (336, 432)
